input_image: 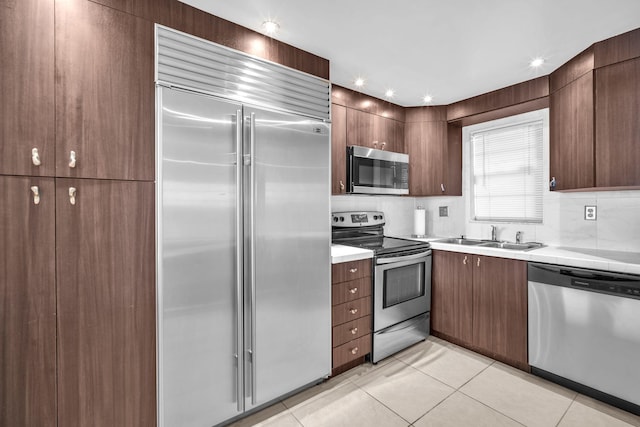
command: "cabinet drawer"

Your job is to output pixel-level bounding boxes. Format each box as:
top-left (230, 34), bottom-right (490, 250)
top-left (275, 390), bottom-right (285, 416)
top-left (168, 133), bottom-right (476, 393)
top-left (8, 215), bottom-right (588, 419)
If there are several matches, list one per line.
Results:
top-left (332, 259), bottom-right (371, 283)
top-left (332, 296), bottom-right (371, 326)
top-left (333, 316), bottom-right (371, 347)
top-left (332, 334), bottom-right (372, 367)
top-left (332, 277), bottom-right (371, 305)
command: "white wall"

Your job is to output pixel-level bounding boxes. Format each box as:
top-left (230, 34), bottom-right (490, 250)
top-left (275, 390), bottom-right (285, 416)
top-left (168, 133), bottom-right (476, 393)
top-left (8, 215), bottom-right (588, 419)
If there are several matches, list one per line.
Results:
top-left (333, 107), bottom-right (640, 253)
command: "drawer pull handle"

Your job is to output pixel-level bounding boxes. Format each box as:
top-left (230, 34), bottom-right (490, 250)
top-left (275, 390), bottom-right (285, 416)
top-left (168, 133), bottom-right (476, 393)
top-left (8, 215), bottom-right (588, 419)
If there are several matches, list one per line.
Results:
top-left (349, 287), bottom-right (358, 294)
top-left (69, 150), bottom-right (77, 168)
top-left (349, 308), bottom-right (358, 315)
top-left (31, 186), bottom-right (40, 205)
top-left (477, 257), bottom-right (480, 267)
top-left (349, 268), bottom-right (358, 273)
top-left (32, 148), bottom-right (41, 166)
top-left (350, 327), bottom-right (358, 335)
top-left (351, 347), bottom-right (359, 355)
top-left (463, 256), bottom-right (468, 265)
top-left (69, 187), bottom-right (77, 205)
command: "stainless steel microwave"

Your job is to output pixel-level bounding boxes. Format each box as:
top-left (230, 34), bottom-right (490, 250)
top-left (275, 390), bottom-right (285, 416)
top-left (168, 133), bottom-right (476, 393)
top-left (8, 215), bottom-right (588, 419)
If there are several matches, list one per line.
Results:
top-left (347, 146), bottom-right (409, 195)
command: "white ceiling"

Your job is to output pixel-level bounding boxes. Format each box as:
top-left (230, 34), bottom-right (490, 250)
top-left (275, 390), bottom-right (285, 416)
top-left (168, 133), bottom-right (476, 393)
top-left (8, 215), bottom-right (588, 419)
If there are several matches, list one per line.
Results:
top-left (179, 0), bottom-right (640, 106)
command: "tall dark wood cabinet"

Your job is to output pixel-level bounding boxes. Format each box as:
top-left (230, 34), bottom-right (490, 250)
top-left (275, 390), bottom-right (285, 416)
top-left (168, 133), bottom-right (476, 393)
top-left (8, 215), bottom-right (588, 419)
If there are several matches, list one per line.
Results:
top-left (331, 104), bottom-right (347, 194)
top-left (595, 57), bottom-right (640, 188)
top-left (55, 0), bottom-right (155, 181)
top-left (0, 176), bottom-right (56, 427)
top-left (549, 72), bottom-right (595, 190)
top-left (431, 250), bottom-right (473, 346)
top-left (56, 179), bottom-right (156, 427)
top-left (0, 0), bottom-right (55, 177)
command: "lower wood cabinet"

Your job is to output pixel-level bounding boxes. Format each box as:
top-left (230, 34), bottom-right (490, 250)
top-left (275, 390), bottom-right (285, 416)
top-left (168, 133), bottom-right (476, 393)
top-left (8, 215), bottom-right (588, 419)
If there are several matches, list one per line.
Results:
top-left (0, 176), bottom-right (156, 427)
top-left (331, 259), bottom-right (372, 375)
top-left (431, 250), bottom-right (528, 370)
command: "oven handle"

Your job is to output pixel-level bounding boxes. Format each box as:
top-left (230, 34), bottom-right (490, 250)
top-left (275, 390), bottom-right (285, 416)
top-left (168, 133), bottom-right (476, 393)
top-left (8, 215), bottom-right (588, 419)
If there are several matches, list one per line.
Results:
top-left (376, 250), bottom-right (431, 264)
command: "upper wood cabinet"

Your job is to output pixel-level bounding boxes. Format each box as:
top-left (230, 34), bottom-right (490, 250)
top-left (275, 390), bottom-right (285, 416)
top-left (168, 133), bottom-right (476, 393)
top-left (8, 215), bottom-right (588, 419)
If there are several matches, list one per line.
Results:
top-left (346, 108), bottom-right (404, 152)
top-left (0, 176), bottom-right (56, 427)
top-left (56, 178), bottom-right (156, 427)
top-left (404, 107), bottom-right (461, 196)
top-left (549, 72), bottom-right (595, 190)
top-left (55, 0), bottom-right (155, 181)
top-left (595, 57), bottom-right (640, 188)
top-left (0, 0), bottom-right (55, 177)
top-left (331, 104), bottom-right (347, 195)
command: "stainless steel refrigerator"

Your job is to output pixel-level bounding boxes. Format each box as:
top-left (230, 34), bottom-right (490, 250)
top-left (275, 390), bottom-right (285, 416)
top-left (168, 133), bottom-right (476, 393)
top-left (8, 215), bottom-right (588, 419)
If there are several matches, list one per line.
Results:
top-left (156, 85), bottom-right (331, 426)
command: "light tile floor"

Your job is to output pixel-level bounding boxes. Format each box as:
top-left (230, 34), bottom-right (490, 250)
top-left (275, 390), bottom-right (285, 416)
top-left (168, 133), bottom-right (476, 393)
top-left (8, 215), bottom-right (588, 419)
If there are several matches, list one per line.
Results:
top-left (229, 336), bottom-right (640, 427)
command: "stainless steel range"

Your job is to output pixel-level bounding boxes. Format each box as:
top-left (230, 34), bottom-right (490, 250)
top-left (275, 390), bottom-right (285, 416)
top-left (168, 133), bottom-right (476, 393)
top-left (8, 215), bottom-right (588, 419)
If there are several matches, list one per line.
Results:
top-left (332, 211), bottom-right (432, 363)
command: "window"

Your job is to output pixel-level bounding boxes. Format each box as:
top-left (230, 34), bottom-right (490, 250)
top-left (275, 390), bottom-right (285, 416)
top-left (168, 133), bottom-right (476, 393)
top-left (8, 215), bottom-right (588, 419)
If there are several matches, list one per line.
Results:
top-left (470, 118), bottom-right (543, 223)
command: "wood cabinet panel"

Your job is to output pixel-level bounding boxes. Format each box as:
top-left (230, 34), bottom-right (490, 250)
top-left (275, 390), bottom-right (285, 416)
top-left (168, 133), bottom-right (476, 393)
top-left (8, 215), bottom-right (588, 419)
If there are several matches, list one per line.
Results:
top-left (56, 179), bottom-right (156, 427)
top-left (550, 47), bottom-right (594, 93)
top-left (89, 0), bottom-right (329, 79)
top-left (0, 176), bottom-right (56, 427)
top-left (472, 256), bottom-right (528, 367)
top-left (405, 120), bottom-right (448, 196)
top-left (594, 27), bottom-right (640, 69)
top-left (332, 259), bottom-right (371, 283)
top-left (331, 104), bottom-right (347, 194)
top-left (346, 108), bottom-right (375, 148)
top-left (332, 316), bottom-right (372, 347)
top-left (595, 58), bottom-right (640, 188)
top-left (446, 124), bottom-right (462, 196)
top-left (0, 0), bottom-right (55, 177)
top-left (431, 251), bottom-right (473, 345)
top-left (447, 76), bottom-right (549, 122)
top-left (55, 0), bottom-right (155, 181)
top-left (332, 277), bottom-right (372, 306)
top-left (332, 334), bottom-right (372, 367)
top-left (331, 85), bottom-right (405, 121)
top-left (332, 297), bottom-right (371, 326)
top-left (550, 72), bottom-right (595, 190)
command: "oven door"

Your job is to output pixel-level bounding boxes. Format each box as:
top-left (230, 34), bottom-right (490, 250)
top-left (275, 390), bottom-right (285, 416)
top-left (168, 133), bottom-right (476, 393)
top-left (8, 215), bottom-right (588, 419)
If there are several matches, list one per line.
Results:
top-left (374, 249), bottom-right (432, 331)
top-left (348, 146), bottom-right (409, 195)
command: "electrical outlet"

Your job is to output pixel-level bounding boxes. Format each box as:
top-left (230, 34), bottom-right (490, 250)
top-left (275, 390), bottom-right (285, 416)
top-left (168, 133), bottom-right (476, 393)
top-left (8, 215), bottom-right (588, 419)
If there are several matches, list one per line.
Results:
top-left (584, 205), bottom-right (597, 221)
top-left (439, 206), bottom-right (448, 217)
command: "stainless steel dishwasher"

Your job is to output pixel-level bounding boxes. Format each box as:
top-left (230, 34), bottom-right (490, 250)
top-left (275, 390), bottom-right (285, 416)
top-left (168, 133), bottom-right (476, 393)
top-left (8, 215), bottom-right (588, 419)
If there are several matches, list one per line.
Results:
top-left (528, 262), bottom-right (640, 416)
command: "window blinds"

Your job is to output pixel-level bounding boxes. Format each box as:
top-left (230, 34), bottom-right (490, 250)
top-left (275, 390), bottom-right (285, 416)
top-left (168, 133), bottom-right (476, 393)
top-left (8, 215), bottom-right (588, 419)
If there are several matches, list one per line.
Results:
top-left (471, 120), bottom-right (543, 223)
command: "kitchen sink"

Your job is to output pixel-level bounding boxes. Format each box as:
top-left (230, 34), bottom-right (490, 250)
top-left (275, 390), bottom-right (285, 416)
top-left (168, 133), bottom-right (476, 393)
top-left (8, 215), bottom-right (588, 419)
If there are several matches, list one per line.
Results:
top-left (434, 238), bottom-right (545, 251)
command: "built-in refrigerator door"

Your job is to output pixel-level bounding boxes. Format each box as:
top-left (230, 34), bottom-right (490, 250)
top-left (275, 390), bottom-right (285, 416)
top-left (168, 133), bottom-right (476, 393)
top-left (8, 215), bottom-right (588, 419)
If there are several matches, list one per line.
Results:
top-left (158, 87), bottom-right (244, 427)
top-left (244, 106), bottom-right (331, 409)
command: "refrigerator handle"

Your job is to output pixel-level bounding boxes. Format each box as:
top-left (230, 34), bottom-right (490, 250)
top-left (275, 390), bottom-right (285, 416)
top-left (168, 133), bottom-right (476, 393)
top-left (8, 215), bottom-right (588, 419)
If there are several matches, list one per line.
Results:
top-left (249, 112), bottom-right (257, 405)
top-left (235, 109), bottom-right (244, 413)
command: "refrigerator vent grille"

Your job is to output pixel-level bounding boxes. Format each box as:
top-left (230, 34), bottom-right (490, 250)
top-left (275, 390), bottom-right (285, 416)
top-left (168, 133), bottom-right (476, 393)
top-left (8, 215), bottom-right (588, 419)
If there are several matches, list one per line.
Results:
top-left (156, 25), bottom-right (330, 120)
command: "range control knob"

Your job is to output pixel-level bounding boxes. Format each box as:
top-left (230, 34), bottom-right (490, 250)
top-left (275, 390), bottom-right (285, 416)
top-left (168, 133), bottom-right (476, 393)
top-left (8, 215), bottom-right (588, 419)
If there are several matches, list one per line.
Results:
top-left (340, 216), bottom-right (345, 222)
top-left (333, 217), bottom-right (339, 223)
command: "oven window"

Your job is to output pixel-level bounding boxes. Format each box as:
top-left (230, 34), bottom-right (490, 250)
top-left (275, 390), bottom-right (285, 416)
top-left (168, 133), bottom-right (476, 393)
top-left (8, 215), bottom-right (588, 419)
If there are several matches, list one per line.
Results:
top-left (383, 262), bottom-right (425, 308)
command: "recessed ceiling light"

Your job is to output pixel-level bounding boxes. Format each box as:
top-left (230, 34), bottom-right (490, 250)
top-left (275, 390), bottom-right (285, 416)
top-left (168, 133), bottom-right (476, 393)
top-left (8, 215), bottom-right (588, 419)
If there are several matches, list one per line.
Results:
top-left (262, 20), bottom-right (280, 35)
top-left (354, 77), bottom-right (365, 87)
top-left (423, 94), bottom-right (433, 104)
top-left (530, 57), bottom-right (545, 68)
top-left (385, 89), bottom-right (395, 98)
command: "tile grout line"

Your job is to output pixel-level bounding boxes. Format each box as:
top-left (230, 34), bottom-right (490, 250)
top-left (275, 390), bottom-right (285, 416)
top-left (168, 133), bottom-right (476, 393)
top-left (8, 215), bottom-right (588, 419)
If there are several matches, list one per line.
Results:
top-left (554, 393), bottom-right (578, 427)
top-left (457, 389), bottom-right (527, 427)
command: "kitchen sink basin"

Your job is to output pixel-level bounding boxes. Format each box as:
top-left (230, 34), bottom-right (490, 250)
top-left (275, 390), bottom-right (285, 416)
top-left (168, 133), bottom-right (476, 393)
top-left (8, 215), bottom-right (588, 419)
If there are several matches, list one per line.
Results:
top-left (434, 238), bottom-right (486, 245)
top-left (434, 238), bottom-right (545, 251)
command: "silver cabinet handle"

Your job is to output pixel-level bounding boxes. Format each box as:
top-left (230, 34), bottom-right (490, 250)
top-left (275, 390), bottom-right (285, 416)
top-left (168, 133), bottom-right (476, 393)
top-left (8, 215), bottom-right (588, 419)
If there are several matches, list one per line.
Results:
top-left (349, 287), bottom-right (358, 294)
top-left (349, 268), bottom-right (358, 273)
top-left (350, 347), bottom-right (359, 355)
top-left (463, 256), bottom-right (468, 265)
top-left (349, 308), bottom-right (358, 315)
top-left (32, 148), bottom-right (41, 166)
top-left (477, 257), bottom-right (480, 267)
top-left (381, 141), bottom-right (386, 150)
top-left (441, 183), bottom-right (446, 192)
top-left (350, 327), bottom-right (358, 335)
top-left (30, 186), bottom-right (40, 205)
top-left (69, 187), bottom-right (77, 205)
top-left (339, 180), bottom-right (345, 191)
top-left (373, 141), bottom-right (378, 148)
top-left (69, 150), bottom-right (77, 168)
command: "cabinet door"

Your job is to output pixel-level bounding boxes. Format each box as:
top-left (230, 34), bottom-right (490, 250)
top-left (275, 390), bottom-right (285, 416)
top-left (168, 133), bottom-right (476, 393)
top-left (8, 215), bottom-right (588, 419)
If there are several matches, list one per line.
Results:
top-left (550, 72), bottom-right (595, 190)
top-left (56, 179), bottom-right (155, 427)
top-left (472, 256), bottom-right (527, 367)
top-left (431, 251), bottom-right (473, 345)
top-left (346, 108), bottom-right (375, 148)
top-left (331, 104), bottom-right (347, 194)
top-left (55, 0), bottom-right (154, 181)
top-left (0, 176), bottom-right (56, 427)
top-left (595, 58), bottom-right (640, 187)
top-left (405, 121), bottom-right (447, 196)
top-left (0, 0), bottom-right (55, 177)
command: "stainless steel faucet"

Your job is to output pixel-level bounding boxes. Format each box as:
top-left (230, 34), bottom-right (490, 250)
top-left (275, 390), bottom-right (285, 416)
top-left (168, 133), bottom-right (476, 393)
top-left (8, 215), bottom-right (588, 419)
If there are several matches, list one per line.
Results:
top-left (516, 231), bottom-right (523, 244)
top-left (490, 225), bottom-right (497, 241)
